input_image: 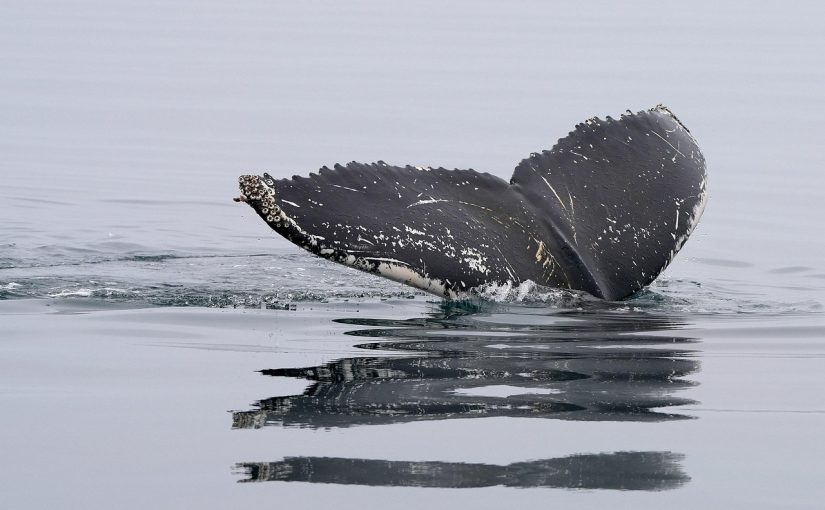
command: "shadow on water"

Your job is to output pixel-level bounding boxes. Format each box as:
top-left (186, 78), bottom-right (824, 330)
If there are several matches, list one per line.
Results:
top-left (234, 300), bottom-right (699, 490)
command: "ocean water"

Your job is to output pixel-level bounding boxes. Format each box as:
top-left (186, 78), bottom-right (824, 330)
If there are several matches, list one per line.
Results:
top-left (2, 1), bottom-right (825, 508)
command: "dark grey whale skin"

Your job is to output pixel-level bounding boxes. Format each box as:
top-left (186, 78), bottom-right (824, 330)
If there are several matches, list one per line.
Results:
top-left (237, 106), bottom-right (707, 300)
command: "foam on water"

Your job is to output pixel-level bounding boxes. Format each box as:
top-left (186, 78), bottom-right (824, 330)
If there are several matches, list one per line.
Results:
top-left (2, 240), bottom-right (821, 317)
top-left (0, 247), bottom-right (426, 307)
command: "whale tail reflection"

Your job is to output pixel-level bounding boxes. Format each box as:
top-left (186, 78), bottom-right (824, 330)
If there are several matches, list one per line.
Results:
top-left (233, 308), bottom-right (699, 429)
top-left (237, 451), bottom-right (688, 490)
top-left (233, 304), bottom-right (699, 491)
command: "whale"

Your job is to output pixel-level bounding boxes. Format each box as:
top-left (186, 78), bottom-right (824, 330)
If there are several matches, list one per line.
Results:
top-left (235, 105), bottom-right (707, 300)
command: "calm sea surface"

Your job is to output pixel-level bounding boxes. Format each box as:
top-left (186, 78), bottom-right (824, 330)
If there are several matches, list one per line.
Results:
top-left (2, 1), bottom-right (824, 508)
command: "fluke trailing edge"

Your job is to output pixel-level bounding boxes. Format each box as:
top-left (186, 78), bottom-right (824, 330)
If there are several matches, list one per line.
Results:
top-left (236, 106), bottom-right (707, 300)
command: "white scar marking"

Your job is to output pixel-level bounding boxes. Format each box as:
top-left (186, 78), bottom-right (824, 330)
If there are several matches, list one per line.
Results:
top-left (539, 175), bottom-right (567, 211)
top-left (281, 200), bottom-right (300, 208)
top-left (331, 184), bottom-right (361, 192)
top-left (568, 191), bottom-right (578, 245)
top-left (408, 198), bottom-right (449, 208)
top-left (650, 130), bottom-right (685, 158)
top-left (374, 262), bottom-right (455, 298)
top-left (461, 247), bottom-right (490, 275)
top-left (365, 257), bottom-right (411, 266)
top-left (493, 244), bottom-right (518, 281)
top-left (456, 200), bottom-right (493, 212)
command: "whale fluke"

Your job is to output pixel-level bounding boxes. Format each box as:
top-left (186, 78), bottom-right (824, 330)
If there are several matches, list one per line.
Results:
top-left (236, 106), bottom-right (707, 300)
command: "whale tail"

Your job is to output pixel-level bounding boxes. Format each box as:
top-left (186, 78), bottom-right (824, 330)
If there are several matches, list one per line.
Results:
top-left (237, 106), bottom-right (707, 300)
top-left (509, 106), bottom-right (707, 299)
